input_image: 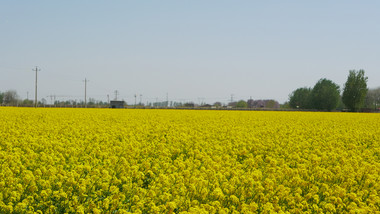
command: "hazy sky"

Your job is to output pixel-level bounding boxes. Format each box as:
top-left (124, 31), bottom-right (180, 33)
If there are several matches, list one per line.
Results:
top-left (1, 1), bottom-right (379, 104)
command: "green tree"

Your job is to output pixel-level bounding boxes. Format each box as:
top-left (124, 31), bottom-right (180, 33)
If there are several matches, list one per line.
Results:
top-left (265, 100), bottom-right (279, 108)
top-left (236, 100), bottom-right (248, 108)
top-left (342, 70), bottom-right (368, 112)
top-left (311, 78), bottom-right (340, 111)
top-left (289, 87), bottom-right (312, 109)
top-left (22, 99), bottom-right (34, 106)
top-left (0, 92), bottom-right (3, 104)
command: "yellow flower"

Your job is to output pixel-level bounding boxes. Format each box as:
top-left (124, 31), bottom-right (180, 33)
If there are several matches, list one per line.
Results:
top-left (0, 107), bottom-right (379, 213)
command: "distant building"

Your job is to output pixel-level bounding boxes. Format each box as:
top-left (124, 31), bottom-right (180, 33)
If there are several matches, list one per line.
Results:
top-left (110, 101), bottom-right (125, 108)
top-left (228, 101), bottom-right (237, 108)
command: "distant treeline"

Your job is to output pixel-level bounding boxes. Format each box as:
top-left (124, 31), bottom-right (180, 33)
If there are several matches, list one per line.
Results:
top-left (287, 70), bottom-right (379, 112)
top-left (2, 70), bottom-right (379, 112)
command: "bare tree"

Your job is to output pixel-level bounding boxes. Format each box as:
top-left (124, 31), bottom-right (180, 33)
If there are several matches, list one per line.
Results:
top-left (365, 87), bottom-right (380, 110)
top-left (3, 90), bottom-right (19, 105)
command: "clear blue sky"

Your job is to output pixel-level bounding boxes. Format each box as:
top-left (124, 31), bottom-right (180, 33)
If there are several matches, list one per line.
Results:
top-left (1, 1), bottom-right (379, 104)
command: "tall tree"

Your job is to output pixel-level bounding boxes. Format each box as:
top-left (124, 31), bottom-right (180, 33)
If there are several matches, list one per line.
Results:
top-left (342, 70), bottom-right (368, 112)
top-left (311, 79), bottom-right (340, 111)
top-left (289, 87), bottom-right (312, 109)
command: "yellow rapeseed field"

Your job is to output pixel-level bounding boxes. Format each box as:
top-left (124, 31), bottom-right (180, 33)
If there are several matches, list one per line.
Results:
top-left (0, 107), bottom-right (379, 213)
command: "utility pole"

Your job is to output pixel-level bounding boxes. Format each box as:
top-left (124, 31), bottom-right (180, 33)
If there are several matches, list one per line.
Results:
top-left (33, 66), bottom-right (40, 107)
top-left (134, 94), bottom-right (137, 107)
top-left (83, 78), bottom-right (89, 108)
top-left (166, 93), bottom-right (169, 107)
top-left (27, 91), bottom-right (29, 100)
top-left (139, 94), bottom-right (142, 105)
top-left (231, 94), bottom-right (234, 103)
top-left (107, 94), bottom-right (110, 104)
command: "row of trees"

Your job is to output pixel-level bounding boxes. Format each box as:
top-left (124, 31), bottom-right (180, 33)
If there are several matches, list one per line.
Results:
top-left (0, 90), bottom-right (21, 105)
top-left (289, 70), bottom-right (374, 112)
top-left (144, 99), bottom-right (280, 109)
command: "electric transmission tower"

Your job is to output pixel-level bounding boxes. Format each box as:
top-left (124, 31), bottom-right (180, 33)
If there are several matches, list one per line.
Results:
top-left (114, 90), bottom-right (119, 101)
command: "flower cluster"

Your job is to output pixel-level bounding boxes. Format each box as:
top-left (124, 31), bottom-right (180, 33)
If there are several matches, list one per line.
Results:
top-left (0, 107), bottom-right (379, 213)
